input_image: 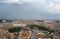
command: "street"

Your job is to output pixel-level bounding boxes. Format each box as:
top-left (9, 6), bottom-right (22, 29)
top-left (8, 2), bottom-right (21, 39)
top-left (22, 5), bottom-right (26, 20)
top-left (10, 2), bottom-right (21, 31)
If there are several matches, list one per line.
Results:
top-left (31, 29), bottom-right (37, 39)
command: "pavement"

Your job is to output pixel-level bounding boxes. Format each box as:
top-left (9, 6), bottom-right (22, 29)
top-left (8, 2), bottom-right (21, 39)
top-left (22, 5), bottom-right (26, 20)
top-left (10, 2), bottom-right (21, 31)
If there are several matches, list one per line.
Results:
top-left (31, 29), bottom-right (37, 39)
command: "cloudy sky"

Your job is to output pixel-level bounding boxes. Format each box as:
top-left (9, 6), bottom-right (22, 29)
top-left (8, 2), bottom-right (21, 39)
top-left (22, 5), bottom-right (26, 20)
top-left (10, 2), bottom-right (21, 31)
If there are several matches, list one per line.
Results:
top-left (0, 0), bottom-right (60, 19)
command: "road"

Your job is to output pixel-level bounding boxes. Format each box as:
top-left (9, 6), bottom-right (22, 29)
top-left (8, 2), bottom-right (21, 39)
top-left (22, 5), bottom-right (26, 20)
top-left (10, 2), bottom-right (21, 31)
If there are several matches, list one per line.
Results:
top-left (14, 29), bottom-right (37, 39)
top-left (14, 33), bottom-right (18, 39)
top-left (31, 29), bottom-right (37, 39)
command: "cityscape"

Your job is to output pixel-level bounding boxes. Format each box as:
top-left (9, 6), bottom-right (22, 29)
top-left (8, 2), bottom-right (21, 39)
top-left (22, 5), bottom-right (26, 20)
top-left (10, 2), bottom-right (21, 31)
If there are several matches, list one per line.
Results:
top-left (0, 0), bottom-right (60, 39)
top-left (0, 19), bottom-right (60, 39)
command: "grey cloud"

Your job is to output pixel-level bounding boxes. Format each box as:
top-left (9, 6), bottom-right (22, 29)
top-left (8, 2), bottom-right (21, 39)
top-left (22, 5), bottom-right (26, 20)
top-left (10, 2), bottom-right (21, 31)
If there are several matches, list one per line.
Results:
top-left (0, 0), bottom-right (60, 19)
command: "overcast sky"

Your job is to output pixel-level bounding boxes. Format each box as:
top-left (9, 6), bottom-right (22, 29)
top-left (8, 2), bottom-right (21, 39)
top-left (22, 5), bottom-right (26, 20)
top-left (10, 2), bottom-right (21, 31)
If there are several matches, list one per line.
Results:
top-left (0, 0), bottom-right (60, 19)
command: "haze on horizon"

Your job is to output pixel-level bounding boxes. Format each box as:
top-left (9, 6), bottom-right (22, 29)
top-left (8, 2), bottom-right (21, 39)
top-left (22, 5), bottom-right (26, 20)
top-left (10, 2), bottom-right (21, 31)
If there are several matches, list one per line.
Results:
top-left (0, 0), bottom-right (60, 20)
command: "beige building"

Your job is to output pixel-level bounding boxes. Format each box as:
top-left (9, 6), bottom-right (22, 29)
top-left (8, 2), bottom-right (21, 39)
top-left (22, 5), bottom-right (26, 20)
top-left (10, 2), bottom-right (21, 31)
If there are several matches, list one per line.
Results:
top-left (36, 30), bottom-right (52, 39)
top-left (0, 27), bottom-right (11, 39)
top-left (18, 30), bottom-right (31, 39)
top-left (36, 32), bottom-right (52, 39)
top-left (12, 23), bottom-right (27, 27)
top-left (12, 20), bottom-right (27, 27)
top-left (37, 35), bottom-right (51, 39)
top-left (0, 22), bottom-right (13, 29)
top-left (0, 33), bottom-right (8, 39)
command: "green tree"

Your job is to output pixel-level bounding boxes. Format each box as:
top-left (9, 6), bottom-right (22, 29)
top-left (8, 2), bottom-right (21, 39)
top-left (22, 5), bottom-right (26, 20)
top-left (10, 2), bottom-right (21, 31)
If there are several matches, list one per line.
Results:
top-left (8, 27), bottom-right (22, 33)
top-left (28, 25), bottom-right (55, 33)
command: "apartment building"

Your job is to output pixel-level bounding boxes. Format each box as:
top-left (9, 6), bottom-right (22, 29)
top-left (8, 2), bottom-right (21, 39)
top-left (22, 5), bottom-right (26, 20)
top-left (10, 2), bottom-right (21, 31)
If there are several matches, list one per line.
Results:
top-left (18, 30), bottom-right (31, 39)
top-left (36, 30), bottom-right (52, 39)
top-left (0, 22), bottom-right (13, 29)
top-left (12, 20), bottom-right (27, 27)
top-left (0, 27), bottom-right (11, 39)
